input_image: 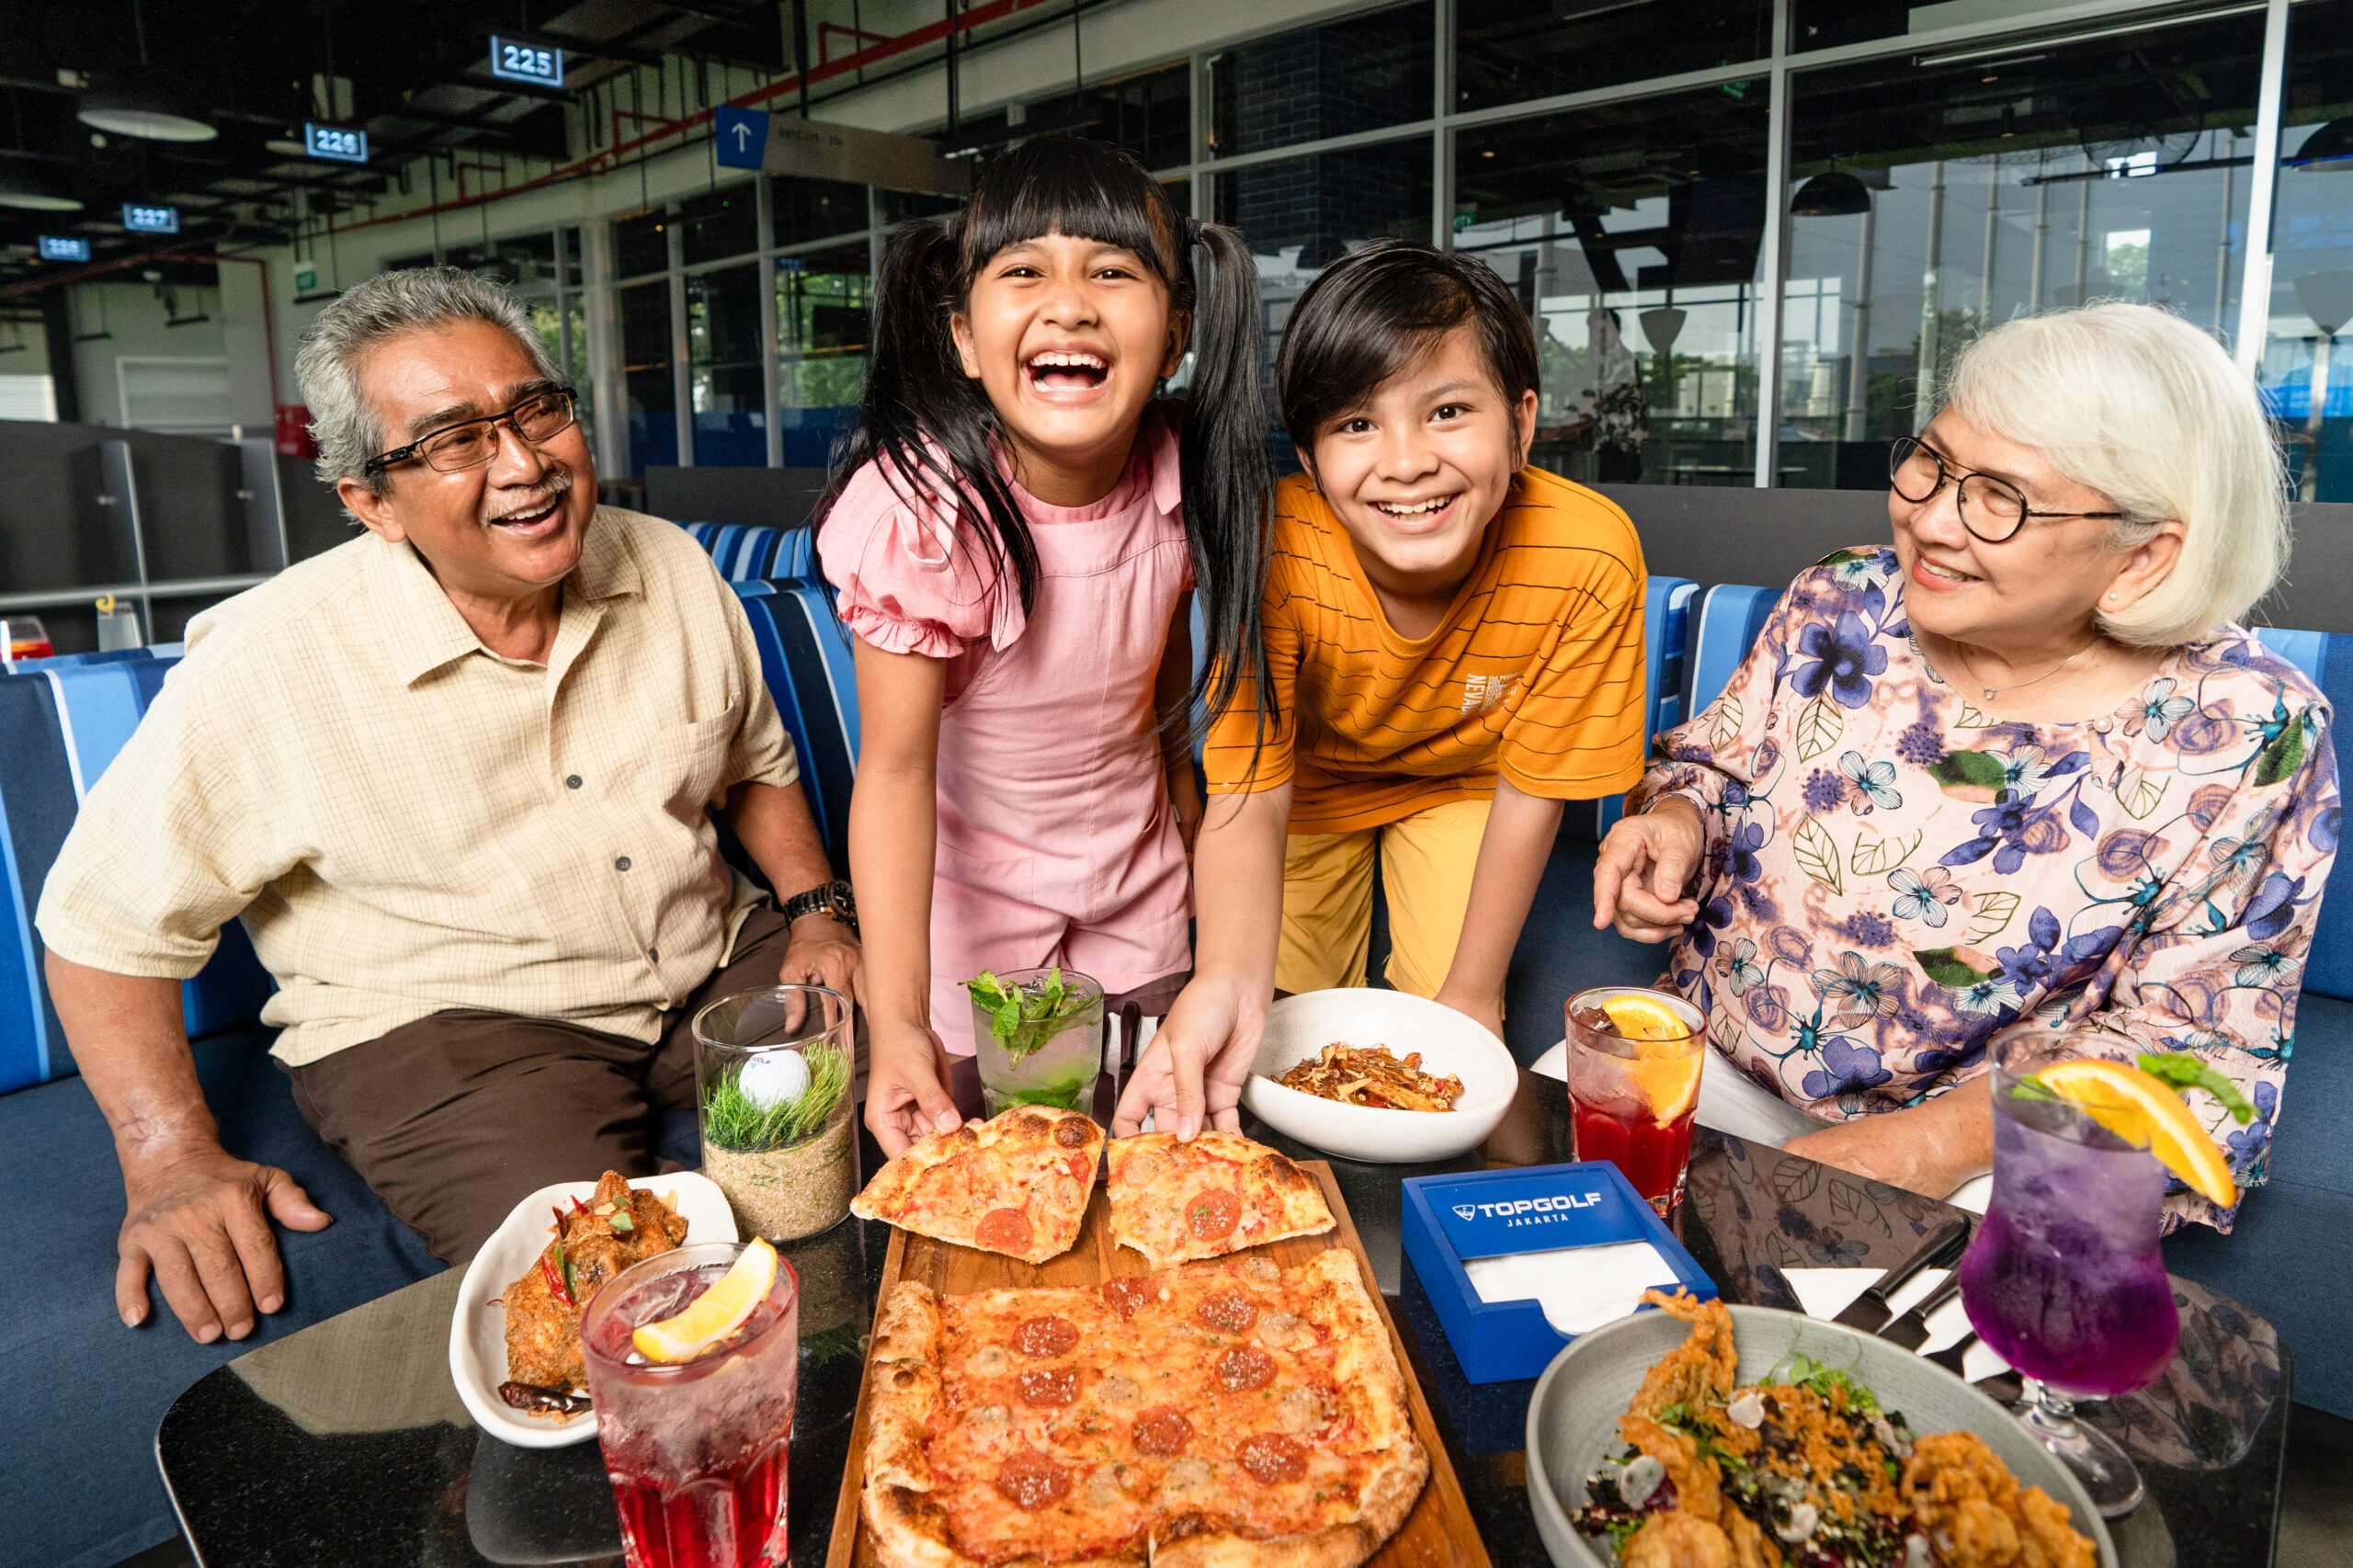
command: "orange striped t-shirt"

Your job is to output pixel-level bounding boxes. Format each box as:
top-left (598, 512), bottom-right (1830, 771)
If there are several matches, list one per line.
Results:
top-left (1204, 466), bottom-right (1649, 834)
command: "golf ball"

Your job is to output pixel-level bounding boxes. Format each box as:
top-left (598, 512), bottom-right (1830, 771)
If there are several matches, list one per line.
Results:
top-left (738, 1049), bottom-right (811, 1109)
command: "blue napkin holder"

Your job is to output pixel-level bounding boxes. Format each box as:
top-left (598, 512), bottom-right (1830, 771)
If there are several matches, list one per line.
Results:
top-left (1400, 1162), bottom-right (1716, 1384)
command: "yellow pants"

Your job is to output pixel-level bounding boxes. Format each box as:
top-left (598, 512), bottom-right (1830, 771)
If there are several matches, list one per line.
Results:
top-left (1276, 796), bottom-right (1492, 998)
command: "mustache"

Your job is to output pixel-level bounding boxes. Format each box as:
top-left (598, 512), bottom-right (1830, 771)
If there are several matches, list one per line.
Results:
top-left (479, 466), bottom-right (574, 527)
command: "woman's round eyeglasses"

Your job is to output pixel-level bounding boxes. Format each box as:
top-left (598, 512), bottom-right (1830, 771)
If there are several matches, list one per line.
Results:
top-left (363, 388), bottom-right (578, 478)
top-left (1887, 434), bottom-right (2125, 544)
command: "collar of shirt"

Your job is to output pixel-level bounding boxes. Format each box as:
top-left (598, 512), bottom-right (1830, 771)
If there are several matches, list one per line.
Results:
top-left (368, 509), bottom-right (643, 686)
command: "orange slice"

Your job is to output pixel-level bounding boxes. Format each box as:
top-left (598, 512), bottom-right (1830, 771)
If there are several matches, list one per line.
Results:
top-left (1601, 993), bottom-right (1695, 1042)
top-left (2032, 1058), bottom-right (2236, 1208)
top-left (631, 1237), bottom-right (778, 1364)
top-left (1624, 1049), bottom-right (1703, 1125)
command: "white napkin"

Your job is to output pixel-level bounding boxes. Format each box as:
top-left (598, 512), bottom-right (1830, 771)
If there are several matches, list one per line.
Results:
top-left (1780, 1266), bottom-right (2013, 1383)
top-left (1461, 1241), bottom-right (1680, 1336)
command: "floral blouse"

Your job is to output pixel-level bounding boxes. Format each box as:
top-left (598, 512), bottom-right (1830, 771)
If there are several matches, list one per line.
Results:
top-left (1629, 548), bottom-right (2339, 1233)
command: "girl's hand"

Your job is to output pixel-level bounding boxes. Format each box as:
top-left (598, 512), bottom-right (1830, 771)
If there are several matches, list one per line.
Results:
top-left (1592, 797), bottom-right (1705, 942)
top-left (865, 1020), bottom-right (962, 1158)
top-left (1113, 974), bottom-right (1262, 1140)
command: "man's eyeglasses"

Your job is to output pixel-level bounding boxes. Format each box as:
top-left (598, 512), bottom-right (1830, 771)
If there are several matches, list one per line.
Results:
top-left (363, 388), bottom-right (578, 478)
top-left (1887, 434), bottom-right (2126, 544)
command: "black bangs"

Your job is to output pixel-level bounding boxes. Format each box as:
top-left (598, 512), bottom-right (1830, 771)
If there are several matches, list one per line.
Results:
top-left (958, 136), bottom-right (1190, 306)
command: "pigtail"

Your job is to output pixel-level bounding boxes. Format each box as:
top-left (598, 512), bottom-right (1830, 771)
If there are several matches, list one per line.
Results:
top-left (813, 217), bottom-right (1040, 614)
top-left (1176, 221), bottom-right (1277, 747)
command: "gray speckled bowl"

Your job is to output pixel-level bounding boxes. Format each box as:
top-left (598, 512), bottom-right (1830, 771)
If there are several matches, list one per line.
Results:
top-left (1525, 1304), bottom-right (2120, 1567)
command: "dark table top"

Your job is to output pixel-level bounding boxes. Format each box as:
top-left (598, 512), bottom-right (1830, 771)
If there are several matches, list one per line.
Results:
top-left (157, 1064), bottom-right (2289, 1568)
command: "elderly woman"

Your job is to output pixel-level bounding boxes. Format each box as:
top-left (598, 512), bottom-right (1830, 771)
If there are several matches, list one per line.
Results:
top-left (1593, 302), bottom-right (2337, 1233)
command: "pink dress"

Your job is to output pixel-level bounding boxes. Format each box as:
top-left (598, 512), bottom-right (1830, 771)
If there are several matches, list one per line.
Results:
top-left (818, 411), bottom-right (1194, 1051)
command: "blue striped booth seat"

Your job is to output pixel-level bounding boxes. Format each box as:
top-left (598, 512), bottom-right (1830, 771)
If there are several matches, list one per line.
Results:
top-left (0, 655), bottom-right (274, 1095)
top-left (732, 580), bottom-right (860, 868)
top-left (1686, 581), bottom-right (1782, 716)
top-left (1563, 575), bottom-right (1697, 840)
top-left (677, 521), bottom-right (817, 584)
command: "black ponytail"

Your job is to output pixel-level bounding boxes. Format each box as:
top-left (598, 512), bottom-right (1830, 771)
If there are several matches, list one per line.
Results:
top-left (812, 135), bottom-right (1272, 741)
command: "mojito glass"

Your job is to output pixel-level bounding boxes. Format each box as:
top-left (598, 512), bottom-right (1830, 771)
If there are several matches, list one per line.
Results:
top-left (1563, 986), bottom-right (1705, 1215)
top-left (1958, 1037), bottom-right (2179, 1517)
top-left (966, 966), bottom-right (1105, 1116)
top-left (582, 1242), bottom-right (800, 1568)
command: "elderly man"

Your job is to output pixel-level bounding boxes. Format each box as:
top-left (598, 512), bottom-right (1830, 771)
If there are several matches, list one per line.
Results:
top-left (38, 267), bottom-right (858, 1345)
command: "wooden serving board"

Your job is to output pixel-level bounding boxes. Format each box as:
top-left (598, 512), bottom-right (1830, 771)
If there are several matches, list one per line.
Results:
top-left (823, 1161), bottom-right (1491, 1568)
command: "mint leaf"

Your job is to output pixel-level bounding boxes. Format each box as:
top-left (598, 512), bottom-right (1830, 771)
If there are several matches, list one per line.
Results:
top-left (2137, 1051), bottom-right (2255, 1124)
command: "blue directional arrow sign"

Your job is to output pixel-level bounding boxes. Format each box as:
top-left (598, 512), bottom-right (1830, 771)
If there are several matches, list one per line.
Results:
top-left (715, 105), bottom-right (770, 172)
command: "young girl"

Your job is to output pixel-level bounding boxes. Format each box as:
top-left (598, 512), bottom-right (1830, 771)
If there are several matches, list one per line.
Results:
top-left (814, 137), bottom-right (1272, 1155)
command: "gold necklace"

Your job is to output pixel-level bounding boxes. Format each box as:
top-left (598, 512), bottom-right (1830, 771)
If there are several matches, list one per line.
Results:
top-left (1946, 636), bottom-right (2100, 702)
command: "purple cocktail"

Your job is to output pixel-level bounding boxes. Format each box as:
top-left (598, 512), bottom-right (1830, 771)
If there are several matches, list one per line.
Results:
top-left (1958, 1041), bottom-right (2181, 1517)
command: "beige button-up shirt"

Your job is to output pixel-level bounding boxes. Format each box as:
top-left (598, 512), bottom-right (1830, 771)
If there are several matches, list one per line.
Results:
top-left (37, 507), bottom-right (798, 1066)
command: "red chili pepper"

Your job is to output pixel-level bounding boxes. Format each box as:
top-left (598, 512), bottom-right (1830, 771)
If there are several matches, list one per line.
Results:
top-left (540, 1249), bottom-right (574, 1307)
top-left (568, 1195), bottom-right (589, 1213)
top-left (552, 1206), bottom-right (567, 1230)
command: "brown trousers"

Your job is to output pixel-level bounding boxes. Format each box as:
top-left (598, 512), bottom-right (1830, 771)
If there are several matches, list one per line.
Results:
top-left (286, 905), bottom-right (801, 1264)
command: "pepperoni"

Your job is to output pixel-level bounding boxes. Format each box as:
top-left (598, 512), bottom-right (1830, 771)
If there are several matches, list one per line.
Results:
top-left (1235, 1431), bottom-right (1307, 1486)
top-left (1053, 1117), bottom-right (1093, 1149)
top-left (1064, 1153), bottom-right (1094, 1186)
top-left (1186, 1187), bottom-right (1240, 1241)
top-left (1014, 1315), bottom-right (1079, 1359)
top-left (1194, 1290), bottom-right (1257, 1335)
top-left (1131, 1406), bottom-right (1193, 1457)
top-left (1100, 1278), bottom-right (1156, 1320)
top-left (1216, 1345), bottom-right (1277, 1392)
top-left (993, 1451), bottom-right (1073, 1510)
top-left (976, 1208), bottom-right (1034, 1255)
top-left (1017, 1366), bottom-right (1078, 1407)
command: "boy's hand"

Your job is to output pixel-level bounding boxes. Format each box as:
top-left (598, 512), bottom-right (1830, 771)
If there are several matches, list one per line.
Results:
top-left (1433, 986), bottom-right (1505, 1045)
top-left (1593, 798), bottom-right (1705, 942)
top-left (1113, 974), bottom-right (1262, 1139)
top-left (865, 1020), bottom-right (962, 1157)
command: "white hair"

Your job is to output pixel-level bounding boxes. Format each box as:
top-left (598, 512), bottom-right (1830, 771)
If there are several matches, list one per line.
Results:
top-left (292, 267), bottom-right (563, 507)
top-left (1936, 301), bottom-right (2290, 648)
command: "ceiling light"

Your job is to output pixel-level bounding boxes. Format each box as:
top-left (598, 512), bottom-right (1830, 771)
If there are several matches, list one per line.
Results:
top-left (2296, 117), bottom-right (2353, 171)
top-left (1790, 171), bottom-right (1871, 217)
top-left (77, 76), bottom-right (217, 142)
top-left (0, 167), bottom-right (85, 211)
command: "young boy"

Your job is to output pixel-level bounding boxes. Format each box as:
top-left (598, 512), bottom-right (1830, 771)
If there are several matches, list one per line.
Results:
top-left (1116, 240), bottom-right (1652, 1138)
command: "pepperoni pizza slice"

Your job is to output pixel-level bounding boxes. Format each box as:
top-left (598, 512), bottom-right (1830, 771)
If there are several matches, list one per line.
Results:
top-left (853, 1105), bottom-right (1106, 1265)
top-left (860, 1249), bottom-right (1427, 1568)
top-left (1104, 1131), bottom-right (1335, 1268)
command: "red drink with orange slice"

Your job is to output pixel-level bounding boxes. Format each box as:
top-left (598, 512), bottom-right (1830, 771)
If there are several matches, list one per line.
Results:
top-left (1563, 987), bottom-right (1705, 1215)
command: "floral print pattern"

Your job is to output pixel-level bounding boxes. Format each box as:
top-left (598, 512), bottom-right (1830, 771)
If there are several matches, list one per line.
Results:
top-left (1631, 548), bottom-right (2339, 1233)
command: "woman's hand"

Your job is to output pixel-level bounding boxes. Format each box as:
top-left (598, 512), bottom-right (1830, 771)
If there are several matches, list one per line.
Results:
top-left (864, 1019), bottom-right (962, 1158)
top-left (1113, 972), bottom-right (1263, 1139)
top-left (1783, 1079), bottom-right (1993, 1200)
top-left (1592, 797), bottom-right (1705, 941)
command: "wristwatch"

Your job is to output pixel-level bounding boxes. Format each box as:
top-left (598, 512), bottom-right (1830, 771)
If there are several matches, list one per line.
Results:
top-left (783, 879), bottom-right (858, 936)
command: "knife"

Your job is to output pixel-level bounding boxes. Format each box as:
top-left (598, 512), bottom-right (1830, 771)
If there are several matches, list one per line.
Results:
top-left (1880, 1272), bottom-right (1963, 1352)
top-left (1832, 1217), bottom-right (1971, 1333)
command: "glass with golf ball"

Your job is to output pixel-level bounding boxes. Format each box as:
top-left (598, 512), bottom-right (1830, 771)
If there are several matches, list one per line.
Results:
top-left (692, 986), bottom-right (858, 1241)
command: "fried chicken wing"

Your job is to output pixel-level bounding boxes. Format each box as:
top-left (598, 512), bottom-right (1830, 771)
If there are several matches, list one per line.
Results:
top-left (1904, 1431), bottom-right (2096, 1568)
top-left (1629, 1290), bottom-right (1739, 1419)
top-left (496, 1172), bottom-right (687, 1411)
top-left (1620, 1511), bottom-right (1733, 1568)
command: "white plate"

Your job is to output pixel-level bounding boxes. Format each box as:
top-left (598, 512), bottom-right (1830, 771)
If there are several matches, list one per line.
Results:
top-left (449, 1172), bottom-right (738, 1449)
top-left (1240, 989), bottom-right (1518, 1164)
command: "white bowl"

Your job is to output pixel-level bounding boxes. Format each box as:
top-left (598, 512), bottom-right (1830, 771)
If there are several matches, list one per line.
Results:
top-left (449, 1172), bottom-right (738, 1449)
top-left (1240, 989), bottom-right (1518, 1164)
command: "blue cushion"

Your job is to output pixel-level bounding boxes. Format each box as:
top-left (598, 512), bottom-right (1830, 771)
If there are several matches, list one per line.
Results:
top-left (0, 674), bottom-right (76, 1091)
top-left (1567, 575), bottom-right (1697, 841)
top-left (2252, 626), bottom-right (2352, 1002)
top-left (0, 1026), bottom-right (443, 1568)
top-left (1687, 582), bottom-right (1780, 716)
top-left (732, 581), bottom-right (859, 868)
top-left (2166, 989), bottom-right (2353, 1419)
top-left (678, 520), bottom-right (818, 585)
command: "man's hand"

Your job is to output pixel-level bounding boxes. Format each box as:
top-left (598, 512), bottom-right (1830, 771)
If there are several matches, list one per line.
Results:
top-left (1114, 975), bottom-right (1261, 1140)
top-left (777, 912), bottom-right (861, 1008)
top-left (1592, 797), bottom-right (1705, 942)
top-left (117, 1141), bottom-right (331, 1342)
top-left (865, 1021), bottom-right (962, 1157)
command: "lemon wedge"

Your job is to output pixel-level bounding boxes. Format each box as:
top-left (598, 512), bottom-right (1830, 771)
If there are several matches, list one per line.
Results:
top-left (2031, 1058), bottom-right (2236, 1208)
top-left (1600, 993), bottom-right (1694, 1042)
top-left (631, 1237), bottom-right (779, 1364)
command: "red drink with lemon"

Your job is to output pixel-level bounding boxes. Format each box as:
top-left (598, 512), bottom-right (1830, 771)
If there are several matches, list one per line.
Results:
top-left (1563, 987), bottom-right (1705, 1215)
top-left (581, 1239), bottom-right (799, 1568)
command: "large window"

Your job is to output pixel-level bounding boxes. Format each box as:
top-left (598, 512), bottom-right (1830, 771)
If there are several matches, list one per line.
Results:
top-left (1209, 5), bottom-right (1433, 159)
top-left (620, 278), bottom-right (676, 472)
top-left (1456, 85), bottom-right (1771, 486)
top-left (1454, 0), bottom-right (1769, 112)
top-left (779, 244), bottom-right (873, 467)
top-left (688, 264), bottom-right (766, 467)
top-left (2261, 0), bottom-right (2353, 501)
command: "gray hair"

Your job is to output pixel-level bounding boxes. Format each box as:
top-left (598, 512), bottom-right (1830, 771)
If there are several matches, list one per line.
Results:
top-left (293, 267), bottom-right (563, 505)
top-left (1937, 302), bottom-right (2290, 647)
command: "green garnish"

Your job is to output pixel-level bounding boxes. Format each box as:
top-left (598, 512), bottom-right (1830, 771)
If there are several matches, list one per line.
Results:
top-left (701, 1041), bottom-right (852, 1151)
top-left (962, 969), bottom-right (1098, 1065)
top-left (1766, 1349), bottom-right (1883, 1416)
top-left (609, 1210), bottom-right (635, 1233)
top-left (2136, 1051), bottom-right (2256, 1125)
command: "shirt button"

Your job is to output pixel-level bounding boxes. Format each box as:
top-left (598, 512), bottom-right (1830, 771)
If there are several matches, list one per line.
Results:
top-left (615, 856), bottom-right (631, 871)
top-left (2092, 718), bottom-right (2113, 734)
top-left (566, 775), bottom-right (583, 790)
top-left (648, 947), bottom-right (660, 963)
